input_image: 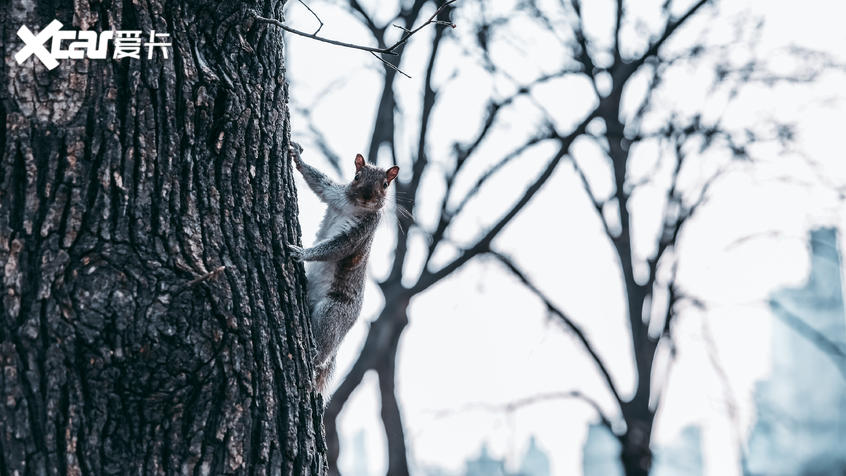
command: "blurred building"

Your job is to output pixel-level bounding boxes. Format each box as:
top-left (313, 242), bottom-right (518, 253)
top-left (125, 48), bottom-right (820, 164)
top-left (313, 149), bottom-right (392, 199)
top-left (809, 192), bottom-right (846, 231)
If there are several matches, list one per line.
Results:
top-left (581, 423), bottom-right (623, 476)
top-left (747, 227), bottom-right (846, 475)
top-left (518, 436), bottom-right (551, 476)
top-left (464, 443), bottom-right (507, 476)
top-left (581, 423), bottom-right (703, 476)
top-left (651, 426), bottom-right (703, 476)
top-left (345, 429), bottom-right (371, 476)
top-left (463, 438), bottom-right (551, 476)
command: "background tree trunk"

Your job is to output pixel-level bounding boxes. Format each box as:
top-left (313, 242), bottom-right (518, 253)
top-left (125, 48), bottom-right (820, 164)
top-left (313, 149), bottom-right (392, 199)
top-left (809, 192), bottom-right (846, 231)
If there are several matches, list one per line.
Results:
top-left (0, 0), bottom-right (326, 473)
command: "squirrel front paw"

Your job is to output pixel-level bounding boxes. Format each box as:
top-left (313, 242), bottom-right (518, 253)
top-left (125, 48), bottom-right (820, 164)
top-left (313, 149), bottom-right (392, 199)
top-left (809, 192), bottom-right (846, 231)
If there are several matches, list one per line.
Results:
top-left (289, 142), bottom-right (304, 171)
top-left (287, 243), bottom-right (305, 261)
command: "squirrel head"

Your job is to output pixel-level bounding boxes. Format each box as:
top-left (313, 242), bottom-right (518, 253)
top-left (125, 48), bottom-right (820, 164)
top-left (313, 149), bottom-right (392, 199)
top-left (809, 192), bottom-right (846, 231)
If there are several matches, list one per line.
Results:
top-left (346, 154), bottom-right (399, 212)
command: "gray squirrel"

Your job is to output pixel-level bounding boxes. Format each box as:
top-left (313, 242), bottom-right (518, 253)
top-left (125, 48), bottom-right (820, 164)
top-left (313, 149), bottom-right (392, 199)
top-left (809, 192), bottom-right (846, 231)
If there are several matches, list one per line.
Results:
top-left (288, 143), bottom-right (399, 393)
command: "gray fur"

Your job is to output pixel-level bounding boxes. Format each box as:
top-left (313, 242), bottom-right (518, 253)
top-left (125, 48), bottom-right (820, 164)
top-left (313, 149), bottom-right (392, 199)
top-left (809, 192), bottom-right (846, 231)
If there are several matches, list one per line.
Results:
top-left (288, 143), bottom-right (397, 393)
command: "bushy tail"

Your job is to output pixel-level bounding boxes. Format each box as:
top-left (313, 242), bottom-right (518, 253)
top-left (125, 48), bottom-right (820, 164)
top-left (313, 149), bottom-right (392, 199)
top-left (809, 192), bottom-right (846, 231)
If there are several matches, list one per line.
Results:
top-left (314, 358), bottom-right (336, 395)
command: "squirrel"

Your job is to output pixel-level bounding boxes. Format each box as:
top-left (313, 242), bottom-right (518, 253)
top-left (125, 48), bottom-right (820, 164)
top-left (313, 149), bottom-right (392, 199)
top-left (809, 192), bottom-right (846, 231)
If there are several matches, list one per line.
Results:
top-left (287, 142), bottom-right (399, 393)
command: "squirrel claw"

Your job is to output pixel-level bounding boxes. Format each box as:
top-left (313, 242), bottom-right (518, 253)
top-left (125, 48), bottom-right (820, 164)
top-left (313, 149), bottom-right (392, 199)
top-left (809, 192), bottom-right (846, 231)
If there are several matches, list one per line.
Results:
top-left (287, 243), bottom-right (305, 261)
top-left (289, 142), bottom-right (304, 171)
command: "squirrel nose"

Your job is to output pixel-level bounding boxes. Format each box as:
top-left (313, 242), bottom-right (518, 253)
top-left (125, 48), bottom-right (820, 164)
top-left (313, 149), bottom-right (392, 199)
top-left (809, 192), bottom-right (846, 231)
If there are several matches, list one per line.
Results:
top-left (362, 190), bottom-right (372, 200)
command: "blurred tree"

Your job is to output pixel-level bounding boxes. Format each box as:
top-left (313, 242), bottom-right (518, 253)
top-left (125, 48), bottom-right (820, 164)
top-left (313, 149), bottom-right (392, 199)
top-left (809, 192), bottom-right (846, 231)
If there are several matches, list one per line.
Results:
top-left (291, 1), bottom-right (587, 474)
top-left (484, 1), bottom-right (837, 476)
top-left (288, 0), bottom-right (839, 475)
top-left (0, 0), bottom-right (324, 473)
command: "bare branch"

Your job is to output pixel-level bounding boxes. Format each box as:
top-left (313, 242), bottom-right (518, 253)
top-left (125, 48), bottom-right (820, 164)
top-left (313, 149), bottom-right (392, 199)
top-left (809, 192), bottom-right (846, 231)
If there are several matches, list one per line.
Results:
top-left (427, 390), bottom-right (616, 431)
top-left (569, 0), bottom-right (601, 97)
top-left (419, 72), bottom-right (571, 273)
top-left (569, 154), bottom-right (615, 242)
top-left (626, 0), bottom-right (711, 79)
top-left (489, 250), bottom-right (625, 409)
top-left (384, 16), bottom-right (449, 283)
top-left (253, 0), bottom-right (455, 56)
top-left (376, 350), bottom-right (408, 473)
top-left (701, 316), bottom-right (751, 474)
top-left (177, 266), bottom-right (227, 292)
top-left (290, 82), bottom-right (347, 175)
top-left (349, 0), bottom-right (382, 37)
top-left (646, 122), bottom-right (735, 292)
top-left (303, 121), bottom-right (345, 176)
top-left (296, 0), bottom-right (324, 35)
top-left (613, 0), bottom-right (623, 62)
top-left (411, 110), bottom-right (598, 294)
top-left (370, 51), bottom-right (411, 78)
top-left (450, 130), bottom-right (555, 219)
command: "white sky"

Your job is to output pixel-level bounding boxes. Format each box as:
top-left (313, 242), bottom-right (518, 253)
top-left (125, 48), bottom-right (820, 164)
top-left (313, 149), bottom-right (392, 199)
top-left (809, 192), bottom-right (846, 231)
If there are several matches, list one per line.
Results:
top-left (284, 1), bottom-right (846, 475)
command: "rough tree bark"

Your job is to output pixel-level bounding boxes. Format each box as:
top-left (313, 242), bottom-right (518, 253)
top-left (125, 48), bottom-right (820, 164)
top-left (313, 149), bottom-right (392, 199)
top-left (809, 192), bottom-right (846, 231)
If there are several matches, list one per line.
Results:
top-left (0, 0), bottom-right (326, 474)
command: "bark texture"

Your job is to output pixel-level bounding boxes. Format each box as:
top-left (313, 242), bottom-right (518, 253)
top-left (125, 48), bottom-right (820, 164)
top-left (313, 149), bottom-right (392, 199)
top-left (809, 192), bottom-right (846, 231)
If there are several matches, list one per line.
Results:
top-left (0, 0), bottom-right (326, 474)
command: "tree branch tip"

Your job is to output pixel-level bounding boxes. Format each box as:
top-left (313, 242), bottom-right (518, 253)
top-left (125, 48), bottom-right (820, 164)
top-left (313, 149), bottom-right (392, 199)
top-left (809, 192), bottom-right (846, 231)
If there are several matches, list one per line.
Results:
top-left (370, 51), bottom-right (412, 78)
top-left (185, 266), bottom-right (227, 288)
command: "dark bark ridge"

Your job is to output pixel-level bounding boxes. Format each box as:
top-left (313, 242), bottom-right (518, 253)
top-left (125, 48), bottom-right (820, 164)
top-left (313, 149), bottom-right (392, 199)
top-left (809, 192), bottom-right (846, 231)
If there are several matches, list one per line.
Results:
top-left (1, 0), bottom-right (326, 474)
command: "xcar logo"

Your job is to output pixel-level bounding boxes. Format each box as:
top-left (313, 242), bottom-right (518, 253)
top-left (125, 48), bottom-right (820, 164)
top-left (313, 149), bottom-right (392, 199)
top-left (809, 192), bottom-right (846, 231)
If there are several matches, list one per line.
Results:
top-left (15, 20), bottom-right (172, 70)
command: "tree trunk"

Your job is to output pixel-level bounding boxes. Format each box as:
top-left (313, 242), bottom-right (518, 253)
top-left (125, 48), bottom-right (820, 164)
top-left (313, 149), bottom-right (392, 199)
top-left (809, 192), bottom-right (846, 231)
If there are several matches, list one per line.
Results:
top-left (0, 0), bottom-right (326, 474)
top-left (620, 411), bottom-right (653, 476)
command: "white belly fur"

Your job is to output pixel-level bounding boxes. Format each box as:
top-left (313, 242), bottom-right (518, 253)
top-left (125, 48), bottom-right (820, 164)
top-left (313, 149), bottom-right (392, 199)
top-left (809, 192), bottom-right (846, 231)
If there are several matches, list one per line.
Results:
top-left (305, 210), bottom-right (357, 309)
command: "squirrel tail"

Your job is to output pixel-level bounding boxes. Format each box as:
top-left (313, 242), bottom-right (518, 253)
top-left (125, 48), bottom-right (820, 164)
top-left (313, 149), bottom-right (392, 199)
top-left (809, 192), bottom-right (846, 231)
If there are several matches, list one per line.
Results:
top-left (315, 357), bottom-right (336, 395)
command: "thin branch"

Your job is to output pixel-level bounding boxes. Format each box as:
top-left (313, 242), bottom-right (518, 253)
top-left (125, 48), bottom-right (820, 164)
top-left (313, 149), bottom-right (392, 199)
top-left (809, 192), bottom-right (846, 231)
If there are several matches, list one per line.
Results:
top-left (253, 0), bottom-right (455, 55)
top-left (412, 110), bottom-right (598, 294)
top-left (349, 0), bottom-right (381, 37)
top-left (613, 0), bottom-right (623, 62)
top-left (701, 315), bottom-right (751, 475)
top-left (626, 0), bottom-right (711, 78)
top-left (384, 14), bottom-right (448, 283)
top-left (424, 127), bottom-right (556, 272)
top-left (179, 266), bottom-right (226, 291)
top-left (569, 154), bottom-right (615, 242)
top-left (647, 124), bottom-right (731, 292)
top-left (289, 78), bottom-right (348, 175)
top-left (427, 390), bottom-right (616, 431)
top-left (569, 0), bottom-right (601, 97)
top-left (296, 0), bottom-right (324, 35)
top-left (420, 77), bottom-right (565, 273)
top-left (649, 277), bottom-right (680, 411)
top-left (303, 121), bottom-right (345, 176)
top-left (490, 250), bottom-right (625, 410)
top-left (370, 51), bottom-right (411, 78)
top-left (451, 131), bottom-right (554, 219)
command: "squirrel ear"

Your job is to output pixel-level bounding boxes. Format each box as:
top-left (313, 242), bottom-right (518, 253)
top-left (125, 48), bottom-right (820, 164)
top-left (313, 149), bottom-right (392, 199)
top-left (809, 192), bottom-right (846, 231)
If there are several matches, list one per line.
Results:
top-left (355, 154), bottom-right (365, 171)
top-left (386, 166), bottom-right (399, 183)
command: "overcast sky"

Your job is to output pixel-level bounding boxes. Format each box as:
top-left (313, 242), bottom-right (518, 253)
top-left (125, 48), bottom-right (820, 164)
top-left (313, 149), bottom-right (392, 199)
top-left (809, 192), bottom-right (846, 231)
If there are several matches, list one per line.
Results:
top-left (284, 1), bottom-right (846, 474)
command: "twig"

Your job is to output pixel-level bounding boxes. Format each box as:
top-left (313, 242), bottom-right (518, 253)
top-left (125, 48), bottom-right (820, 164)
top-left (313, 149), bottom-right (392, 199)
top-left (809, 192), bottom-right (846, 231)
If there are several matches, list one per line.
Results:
top-left (370, 51), bottom-right (411, 79)
top-left (412, 109), bottom-right (597, 294)
top-left (701, 316), bottom-right (751, 474)
top-left (185, 266), bottom-right (227, 287)
top-left (297, 0), bottom-right (324, 35)
top-left (173, 266), bottom-right (227, 295)
top-left (426, 390), bottom-right (616, 431)
top-left (254, 0), bottom-right (456, 56)
top-left (489, 250), bottom-right (625, 409)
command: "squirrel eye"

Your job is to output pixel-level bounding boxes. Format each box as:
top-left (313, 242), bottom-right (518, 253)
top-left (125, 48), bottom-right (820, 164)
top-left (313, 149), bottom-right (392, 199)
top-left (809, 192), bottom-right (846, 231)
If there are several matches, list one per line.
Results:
top-left (355, 173), bottom-right (361, 181)
top-left (382, 182), bottom-right (388, 189)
